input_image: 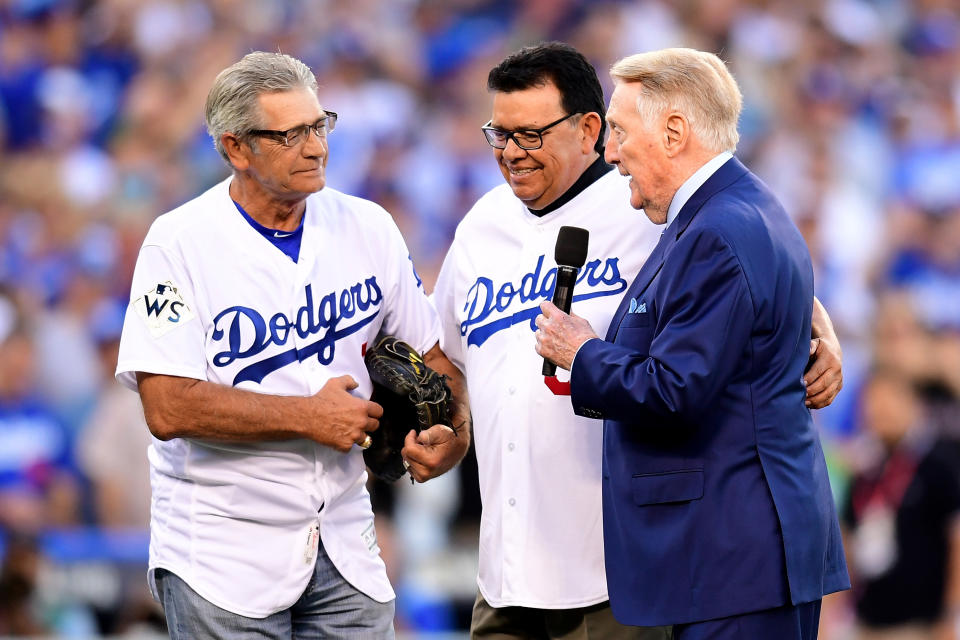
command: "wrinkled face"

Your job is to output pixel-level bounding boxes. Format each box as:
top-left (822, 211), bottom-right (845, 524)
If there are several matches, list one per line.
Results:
top-left (245, 88), bottom-right (328, 201)
top-left (604, 82), bottom-right (671, 223)
top-left (489, 82), bottom-right (589, 210)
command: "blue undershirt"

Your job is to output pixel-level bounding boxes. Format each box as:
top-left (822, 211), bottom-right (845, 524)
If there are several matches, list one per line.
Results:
top-left (232, 200), bottom-right (304, 263)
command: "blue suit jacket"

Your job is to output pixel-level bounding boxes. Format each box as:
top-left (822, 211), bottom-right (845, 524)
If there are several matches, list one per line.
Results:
top-left (571, 158), bottom-right (849, 627)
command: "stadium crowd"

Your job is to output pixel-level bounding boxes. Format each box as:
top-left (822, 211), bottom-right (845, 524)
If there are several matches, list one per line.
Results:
top-left (0, 0), bottom-right (958, 637)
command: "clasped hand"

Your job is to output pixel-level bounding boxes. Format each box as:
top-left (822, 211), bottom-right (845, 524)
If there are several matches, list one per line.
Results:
top-left (402, 424), bottom-right (464, 483)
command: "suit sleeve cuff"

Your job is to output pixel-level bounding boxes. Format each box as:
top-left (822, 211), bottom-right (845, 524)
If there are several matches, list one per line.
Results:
top-left (571, 337), bottom-right (600, 373)
top-left (570, 337), bottom-right (605, 419)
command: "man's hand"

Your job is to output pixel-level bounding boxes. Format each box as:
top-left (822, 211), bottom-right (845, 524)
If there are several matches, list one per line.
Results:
top-left (402, 423), bottom-right (468, 482)
top-left (136, 372), bottom-right (383, 447)
top-left (806, 298), bottom-right (843, 409)
top-left (400, 343), bottom-right (472, 483)
top-left (804, 338), bottom-right (842, 409)
top-left (534, 301), bottom-right (600, 371)
top-left (308, 375), bottom-right (383, 452)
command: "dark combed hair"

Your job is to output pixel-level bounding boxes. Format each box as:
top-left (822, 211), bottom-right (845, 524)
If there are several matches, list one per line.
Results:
top-left (487, 41), bottom-right (606, 154)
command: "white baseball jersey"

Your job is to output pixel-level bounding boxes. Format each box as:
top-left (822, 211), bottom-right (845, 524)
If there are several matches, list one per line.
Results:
top-left (116, 177), bottom-right (439, 618)
top-left (433, 169), bottom-right (660, 609)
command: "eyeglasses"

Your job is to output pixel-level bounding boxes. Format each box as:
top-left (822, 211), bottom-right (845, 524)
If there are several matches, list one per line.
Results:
top-left (481, 112), bottom-right (580, 150)
top-left (247, 111), bottom-right (338, 147)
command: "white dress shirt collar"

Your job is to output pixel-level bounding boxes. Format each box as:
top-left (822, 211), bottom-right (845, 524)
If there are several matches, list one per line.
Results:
top-left (665, 151), bottom-right (733, 229)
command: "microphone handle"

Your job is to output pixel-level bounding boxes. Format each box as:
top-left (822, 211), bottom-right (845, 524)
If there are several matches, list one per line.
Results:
top-left (542, 266), bottom-right (579, 376)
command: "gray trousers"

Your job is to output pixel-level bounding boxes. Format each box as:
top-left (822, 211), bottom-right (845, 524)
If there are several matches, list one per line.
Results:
top-left (155, 541), bottom-right (395, 639)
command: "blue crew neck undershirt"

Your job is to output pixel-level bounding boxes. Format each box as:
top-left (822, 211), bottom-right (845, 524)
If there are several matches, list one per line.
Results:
top-left (232, 200), bottom-right (304, 263)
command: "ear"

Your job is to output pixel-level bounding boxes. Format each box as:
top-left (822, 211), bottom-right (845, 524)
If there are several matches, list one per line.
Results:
top-left (222, 133), bottom-right (251, 171)
top-left (663, 112), bottom-right (689, 158)
top-left (579, 112), bottom-right (603, 154)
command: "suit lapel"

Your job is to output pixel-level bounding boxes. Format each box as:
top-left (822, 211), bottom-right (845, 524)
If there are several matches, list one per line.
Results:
top-left (673, 156), bottom-right (748, 239)
top-left (605, 157), bottom-right (749, 342)
top-left (606, 229), bottom-right (669, 341)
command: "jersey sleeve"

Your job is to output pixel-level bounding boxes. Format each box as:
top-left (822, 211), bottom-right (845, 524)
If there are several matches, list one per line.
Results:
top-left (115, 243), bottom-right (208, 391)
top-left (377, 217), bottom-right (441, 355)
top-left (432, 236), bottom-right (466, 371)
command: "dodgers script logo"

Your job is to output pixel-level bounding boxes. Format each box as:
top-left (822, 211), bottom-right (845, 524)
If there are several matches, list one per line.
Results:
top-left (461, 255), bottom-right (627, 347)
top-left (212, 278), bottom-right (382, 385)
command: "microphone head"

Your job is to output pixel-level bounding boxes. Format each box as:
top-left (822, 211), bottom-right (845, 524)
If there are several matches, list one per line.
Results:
top-left (555, 226), bottom-right (589, 268)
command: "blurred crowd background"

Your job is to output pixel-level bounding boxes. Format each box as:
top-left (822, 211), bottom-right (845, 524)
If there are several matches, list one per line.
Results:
top-left (1, 0), bottom-right (959, 637)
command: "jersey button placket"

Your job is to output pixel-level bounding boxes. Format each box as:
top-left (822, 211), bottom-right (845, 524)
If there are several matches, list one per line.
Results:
top-left (501, 358), bottom-right (525, 597)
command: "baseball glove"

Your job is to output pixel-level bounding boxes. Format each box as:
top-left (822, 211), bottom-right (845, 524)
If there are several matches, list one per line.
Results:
top-left (363, 335), bottom-right (454, 482)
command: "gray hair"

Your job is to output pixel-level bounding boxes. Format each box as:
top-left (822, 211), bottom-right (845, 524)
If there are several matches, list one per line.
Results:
top-left (204, 51), bottom-right (319, 163)
top-left (610, 48), bottom-right (742, 153)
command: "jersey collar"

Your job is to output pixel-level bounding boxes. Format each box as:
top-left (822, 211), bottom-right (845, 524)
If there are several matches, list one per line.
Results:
top-left (527, 155), bottom-right (612, 217)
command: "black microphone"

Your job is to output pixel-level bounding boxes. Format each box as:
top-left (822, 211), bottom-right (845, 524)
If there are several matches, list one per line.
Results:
top-left (542, 226), bottom-right (590, 376)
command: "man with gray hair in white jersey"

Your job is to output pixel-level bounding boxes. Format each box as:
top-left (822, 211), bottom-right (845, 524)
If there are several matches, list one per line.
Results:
top-left (116, 51), bottom-right (470, 639)
top-left (433, 41), bottom-right (843, 640)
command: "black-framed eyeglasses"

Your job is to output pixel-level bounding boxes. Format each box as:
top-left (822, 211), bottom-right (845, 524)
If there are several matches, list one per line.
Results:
top-left (247, 111), bottom-right (338, 147)
top-left (481, 112), bottom-right (581, 150)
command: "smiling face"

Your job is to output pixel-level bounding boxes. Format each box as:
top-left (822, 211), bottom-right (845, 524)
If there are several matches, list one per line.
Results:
top-left (242, 87), bottom-right (329, 203)
top-left (490, 82), bottom-right (596, 210)
top-left (604, 81), bottom-right (675, 224)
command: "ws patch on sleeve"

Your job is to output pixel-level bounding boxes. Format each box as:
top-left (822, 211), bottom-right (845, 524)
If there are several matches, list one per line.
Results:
top-left (134, 281), bottom-right (196, 338)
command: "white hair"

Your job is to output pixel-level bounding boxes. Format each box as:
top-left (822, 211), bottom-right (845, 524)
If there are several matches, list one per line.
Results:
top-left (204, 51), bottom-right (318, 162)
top-left (610, 48), bottom-right (742, 153)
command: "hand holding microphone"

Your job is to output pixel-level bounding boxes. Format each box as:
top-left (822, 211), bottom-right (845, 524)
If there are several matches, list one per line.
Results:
top-left (538, 226), bottom-right (597, 375)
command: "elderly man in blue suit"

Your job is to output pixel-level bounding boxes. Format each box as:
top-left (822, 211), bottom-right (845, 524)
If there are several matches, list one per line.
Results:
top-left (535, 48), bottom-right (850, 640)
